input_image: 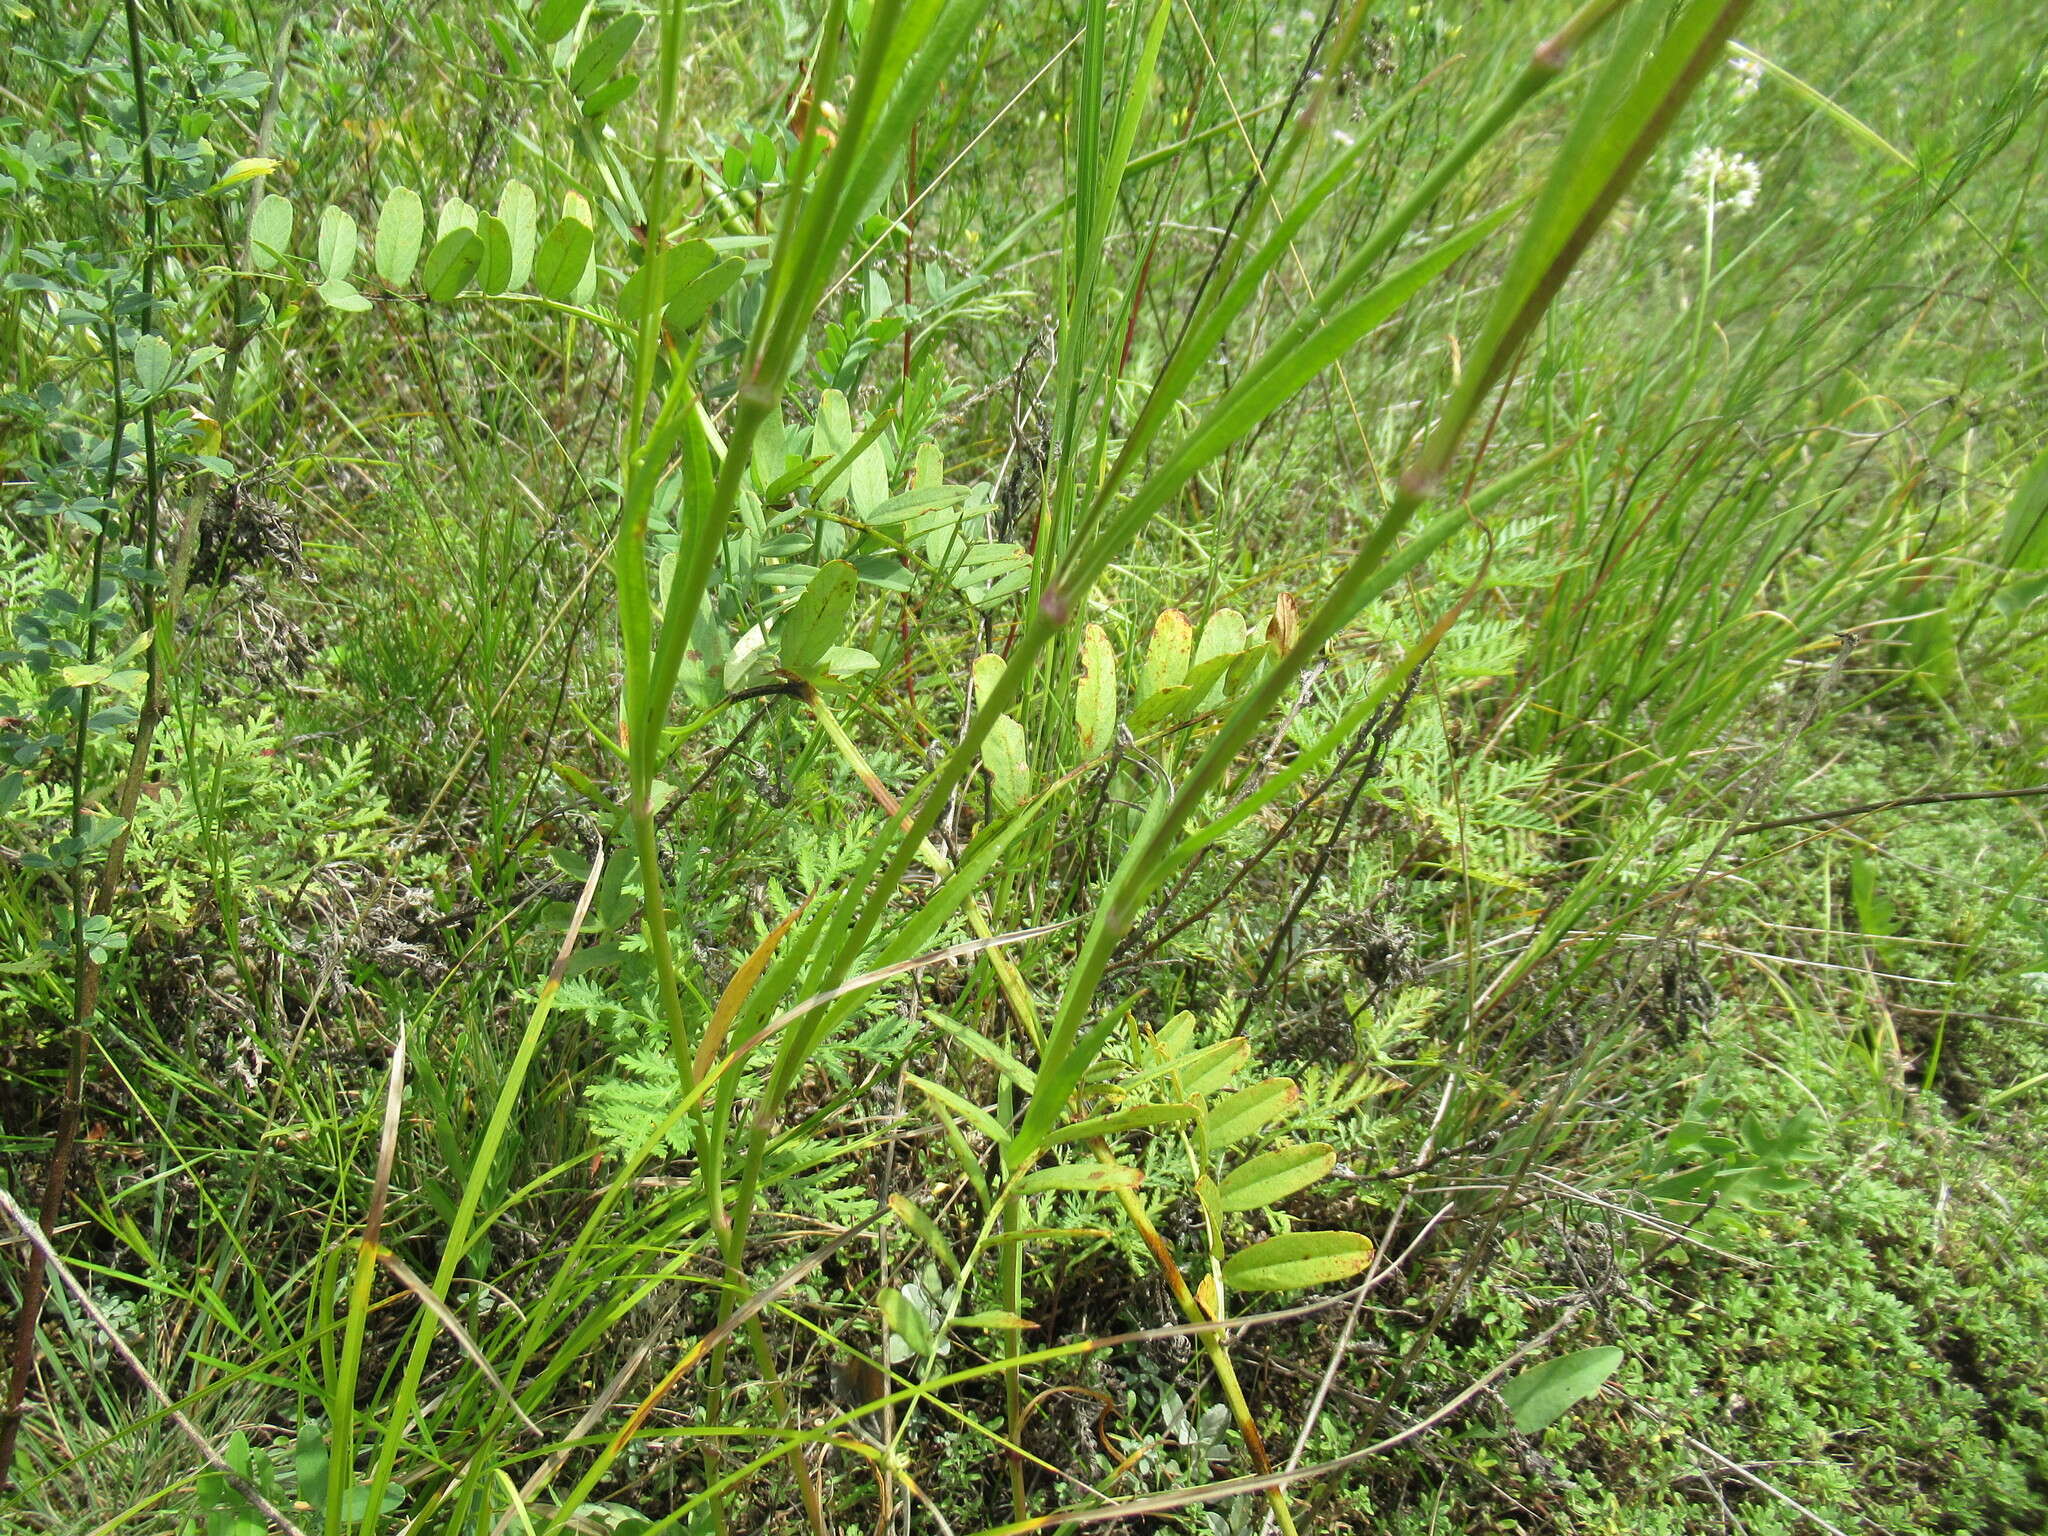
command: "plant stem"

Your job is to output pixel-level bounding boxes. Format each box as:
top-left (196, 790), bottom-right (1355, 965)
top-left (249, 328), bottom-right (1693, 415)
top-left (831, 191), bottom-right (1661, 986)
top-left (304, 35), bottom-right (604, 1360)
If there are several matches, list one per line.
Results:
top-left (0, 296), bottom-right (126, 1492)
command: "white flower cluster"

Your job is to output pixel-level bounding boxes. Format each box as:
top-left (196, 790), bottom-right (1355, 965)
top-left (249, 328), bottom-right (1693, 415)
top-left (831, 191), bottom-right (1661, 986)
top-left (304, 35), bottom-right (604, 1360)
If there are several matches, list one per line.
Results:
top-left (1682, 145), bottom-right (1763, 214)
top-left (1730, 52), bottom-right (1765, 99)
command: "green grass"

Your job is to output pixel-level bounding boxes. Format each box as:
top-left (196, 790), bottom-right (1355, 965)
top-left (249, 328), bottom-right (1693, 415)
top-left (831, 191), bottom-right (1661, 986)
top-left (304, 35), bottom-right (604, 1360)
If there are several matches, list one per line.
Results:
top-left (2, 0), bottom-right (2047, 1532)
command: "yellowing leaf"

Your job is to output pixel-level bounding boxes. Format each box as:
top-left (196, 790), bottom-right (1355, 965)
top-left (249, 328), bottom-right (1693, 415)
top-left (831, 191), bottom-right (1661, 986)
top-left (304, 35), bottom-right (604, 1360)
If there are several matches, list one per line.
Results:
top-left (1220, 1143), bottom-right (1336, 1212)
top-left (974, 653), bottom-right (1031, 809)
top-left (1139, 608), bottom-right (1193, 701)
top-left (1076, 622), bottom-right (1117, 758)
top-left (1206, 1077), bottom-right (1298, 1148)
top-left (1267, 591), bottom-right (1300, 656)
top-left (208, 156), bottom-right (278, 194)
top-left (1222, 1230), bottom-right (1374, 1292)
top-left (1015, 1163), bottom-right (1143, 1196)
top-left (1177, 1036), bottom-right (1250, 1097)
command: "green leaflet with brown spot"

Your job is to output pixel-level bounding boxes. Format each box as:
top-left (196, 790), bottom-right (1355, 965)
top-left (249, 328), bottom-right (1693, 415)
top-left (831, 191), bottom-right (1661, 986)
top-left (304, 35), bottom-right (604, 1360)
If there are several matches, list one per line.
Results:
top-left (1220, 1143), bottom-right (1335, 1212)
top-left (974, 653), bottom-right (1031, 810)
top-left (1223, 1230), bottom-right (1374, 1292)
top-left (1206, 1076), bottom-right (1298, 1148)
top-left (1076, 622), bottom-right (1117, 758)
top-left (1176, 1036), bottom-right (1250, 1098)
top-left (779, 560), bottom-right (858, 681)
top-left (1138, 608), bottom-right (1193, 702)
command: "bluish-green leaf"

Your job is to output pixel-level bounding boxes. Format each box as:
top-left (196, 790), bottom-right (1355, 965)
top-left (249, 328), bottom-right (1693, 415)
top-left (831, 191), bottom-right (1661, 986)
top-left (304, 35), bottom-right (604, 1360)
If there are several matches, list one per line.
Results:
top-left (249, 193), bottom-right (294, 269)
top-left (375, 186), bottom-right (425, 286)
top-left (316, 204), bottom-right (357, 283)
top-left (497, 180), bottom-right (539, 290)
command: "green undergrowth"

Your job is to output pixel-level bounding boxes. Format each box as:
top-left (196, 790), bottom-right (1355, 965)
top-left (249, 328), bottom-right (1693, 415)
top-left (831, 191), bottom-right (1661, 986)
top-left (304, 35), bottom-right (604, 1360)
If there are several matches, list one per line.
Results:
top-left (3, 0), bottom-right (2047, 1532)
